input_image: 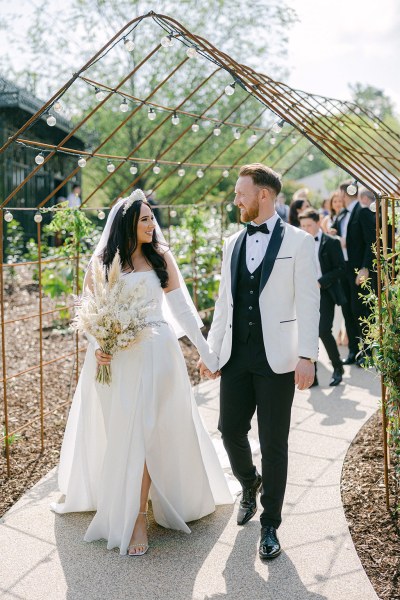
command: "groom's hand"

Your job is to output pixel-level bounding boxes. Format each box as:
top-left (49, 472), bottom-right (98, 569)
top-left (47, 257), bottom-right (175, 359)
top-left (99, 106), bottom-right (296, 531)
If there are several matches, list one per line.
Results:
top-left (295, 359), bottom-right (315, 390)
top-left (197, 359), bottom-right (220, 380)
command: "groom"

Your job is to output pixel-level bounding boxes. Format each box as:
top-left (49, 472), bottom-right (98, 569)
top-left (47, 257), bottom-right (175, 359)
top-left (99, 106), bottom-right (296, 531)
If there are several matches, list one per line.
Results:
top-left (200, 164), bottom-right (320, 559)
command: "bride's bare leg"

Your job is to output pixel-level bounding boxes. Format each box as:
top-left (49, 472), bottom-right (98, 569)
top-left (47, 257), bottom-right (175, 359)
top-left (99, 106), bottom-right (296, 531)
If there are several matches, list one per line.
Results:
top-left (128, 462), bottom-right (151, 555)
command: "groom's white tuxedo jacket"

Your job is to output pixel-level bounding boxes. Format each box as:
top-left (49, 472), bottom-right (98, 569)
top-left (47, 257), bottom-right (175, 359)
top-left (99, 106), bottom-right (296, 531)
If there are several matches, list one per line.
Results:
top-left (208, 218), bottom-right (320, 374)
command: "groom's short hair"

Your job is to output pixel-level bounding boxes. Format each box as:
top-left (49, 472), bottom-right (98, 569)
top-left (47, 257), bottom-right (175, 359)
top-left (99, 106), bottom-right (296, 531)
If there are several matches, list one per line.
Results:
top-left (239, 163), bottom-right (282, 196)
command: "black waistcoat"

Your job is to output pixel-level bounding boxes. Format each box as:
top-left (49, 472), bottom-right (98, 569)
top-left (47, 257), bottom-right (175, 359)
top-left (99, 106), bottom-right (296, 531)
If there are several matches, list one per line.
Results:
top-left (232, 240), bottom-right (264, 344)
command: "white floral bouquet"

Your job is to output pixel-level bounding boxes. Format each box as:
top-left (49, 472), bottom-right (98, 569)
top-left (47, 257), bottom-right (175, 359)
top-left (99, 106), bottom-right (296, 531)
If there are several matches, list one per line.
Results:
top-left (72, 252), bottom-right (161, 385)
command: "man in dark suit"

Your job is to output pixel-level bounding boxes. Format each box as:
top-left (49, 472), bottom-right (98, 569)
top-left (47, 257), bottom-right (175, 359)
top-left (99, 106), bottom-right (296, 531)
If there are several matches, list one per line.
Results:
top-left (299, 208), bottom-right (346, 386)
top-left (332, 181), bottom-right (376, 366)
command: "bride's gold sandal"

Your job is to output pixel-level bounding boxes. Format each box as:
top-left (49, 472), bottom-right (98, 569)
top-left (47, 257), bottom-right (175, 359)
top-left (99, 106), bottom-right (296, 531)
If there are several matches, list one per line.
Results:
top-left (127, 511), bottom-right (149, 556)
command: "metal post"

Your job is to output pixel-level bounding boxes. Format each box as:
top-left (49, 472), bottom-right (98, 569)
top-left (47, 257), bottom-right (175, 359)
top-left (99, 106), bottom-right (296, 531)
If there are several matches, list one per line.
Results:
top-left (391, 197), bottom-right (396, 282)
top-left (37, 220), bottom-right (45, 453)
top-left (192, 212), bottom-right (198, 309)
top-left (375, 196), bottom-right (390, 509)
top-left (75, 238), bottom-right (80, 386)
top-left (167, 206), bottom-right (171, 246)
top-left (0, 211), bottom-right (10, 475)
top-left (220, 202), bottom-right (224, 249)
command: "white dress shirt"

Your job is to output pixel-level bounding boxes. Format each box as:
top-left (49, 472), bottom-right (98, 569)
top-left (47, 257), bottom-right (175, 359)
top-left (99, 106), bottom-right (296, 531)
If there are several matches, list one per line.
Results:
top-left (314, 230), bottom-right (322, 280)
top-left (340, 200), bottom-right (358, 261)
top-left (246, 212), bottom-right (281, 273)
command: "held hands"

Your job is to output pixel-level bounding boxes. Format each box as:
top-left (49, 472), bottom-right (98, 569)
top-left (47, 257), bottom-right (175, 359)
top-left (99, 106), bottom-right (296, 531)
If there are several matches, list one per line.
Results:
top-left (197, 359), bottom-right (220, 380)
top-left (95, 349), bottom-right (112, 366)
top-left (295, 358), bottom-right (316, 390)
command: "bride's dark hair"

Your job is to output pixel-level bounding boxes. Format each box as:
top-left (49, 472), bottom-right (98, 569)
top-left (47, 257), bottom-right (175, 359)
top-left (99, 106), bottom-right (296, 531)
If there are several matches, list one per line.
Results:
top-left (101, 199), bottom-right (169, 288)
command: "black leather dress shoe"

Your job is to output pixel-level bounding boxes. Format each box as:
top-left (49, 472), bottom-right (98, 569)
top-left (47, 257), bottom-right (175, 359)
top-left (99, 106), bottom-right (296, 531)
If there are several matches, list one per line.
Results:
top-left (342, 352), bottom-right (356, 365)
top-left (237, 474), bottom-right (262, 525)
top-left (259, 525), bottom-right (281, 560)
top-left (356, 356), bottom-right (366, 367)
top-left (329, 365), bottom-right (344, 386)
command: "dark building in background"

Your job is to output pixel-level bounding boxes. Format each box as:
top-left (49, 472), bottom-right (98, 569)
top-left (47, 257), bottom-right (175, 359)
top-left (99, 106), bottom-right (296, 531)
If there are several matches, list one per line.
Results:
top-left (0, 76), bottom-right (84, 244)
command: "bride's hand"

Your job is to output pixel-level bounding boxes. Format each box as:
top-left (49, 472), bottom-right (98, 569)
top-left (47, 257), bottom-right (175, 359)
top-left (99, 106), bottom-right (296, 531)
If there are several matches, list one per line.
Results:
top-left (95, 349), bottom-right (112, 365)
top-left (197, 359), bottom-right (220, 380)
top-left (206, 369), bottom-right (220, 380)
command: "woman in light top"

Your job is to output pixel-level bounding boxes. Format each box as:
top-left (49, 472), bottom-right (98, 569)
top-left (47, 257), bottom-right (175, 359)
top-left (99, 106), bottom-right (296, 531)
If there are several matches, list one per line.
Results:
top-left (320, 191), bottom-right (344, 234)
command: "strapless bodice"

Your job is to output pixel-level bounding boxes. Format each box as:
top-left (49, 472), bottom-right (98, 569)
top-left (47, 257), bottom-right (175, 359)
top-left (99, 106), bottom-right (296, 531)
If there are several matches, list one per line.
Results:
top-left (122, 270), bottom-right (164, 321)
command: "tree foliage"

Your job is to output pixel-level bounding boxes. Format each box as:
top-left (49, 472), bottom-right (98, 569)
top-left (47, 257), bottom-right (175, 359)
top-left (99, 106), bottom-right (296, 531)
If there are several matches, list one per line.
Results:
top-left (349, 83), bottom-right (396, 121)
top-left (0, 1), bottom-right (308, 207)
top-left (0, 0), bottom-right (297, 99)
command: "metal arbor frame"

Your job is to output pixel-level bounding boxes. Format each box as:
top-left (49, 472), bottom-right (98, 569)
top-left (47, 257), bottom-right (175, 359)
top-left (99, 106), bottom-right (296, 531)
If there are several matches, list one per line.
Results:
top-left (0, 12), bottom-right (399, 508)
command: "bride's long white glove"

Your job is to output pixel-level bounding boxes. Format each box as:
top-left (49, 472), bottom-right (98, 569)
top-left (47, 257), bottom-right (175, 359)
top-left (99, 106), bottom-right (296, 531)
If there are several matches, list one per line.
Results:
top-left (166, 288), bottom-right (219, 373)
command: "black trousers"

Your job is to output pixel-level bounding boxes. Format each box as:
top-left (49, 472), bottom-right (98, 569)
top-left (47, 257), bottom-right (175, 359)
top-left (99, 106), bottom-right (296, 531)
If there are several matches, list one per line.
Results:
top-left (343, 262), bottom-right (373, 352)
top-left (219, 333), bottom-right (295, 529)
top-left (319, 290), bottom-right (342, 369)
top-left (340, 266), bottom-right (360, 354)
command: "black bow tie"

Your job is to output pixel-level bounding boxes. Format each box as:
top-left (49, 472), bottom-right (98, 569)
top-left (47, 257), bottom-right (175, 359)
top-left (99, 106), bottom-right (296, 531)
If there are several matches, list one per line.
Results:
top-left (247, 223), bottom-right (270, 236)
top-left (315, 236), bottom-right (319, 242)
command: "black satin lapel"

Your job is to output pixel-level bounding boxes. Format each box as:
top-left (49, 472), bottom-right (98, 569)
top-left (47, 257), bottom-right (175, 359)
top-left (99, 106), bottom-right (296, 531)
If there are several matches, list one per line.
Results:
top-left (318, 233), bottom-right (326, 259)
top-left (336, 210), bottom-right (346, 236)
top-left (259, 220), bottom-right (286, 294)
top-left (230, 228), bottom-right (247, 299)
top-left (348, 202), bottom-right (359, 226)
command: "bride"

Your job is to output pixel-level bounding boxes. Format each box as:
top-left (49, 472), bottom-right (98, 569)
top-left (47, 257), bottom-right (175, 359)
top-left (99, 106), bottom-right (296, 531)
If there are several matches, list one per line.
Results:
top-left (51, 189), bottom-right (233, 556)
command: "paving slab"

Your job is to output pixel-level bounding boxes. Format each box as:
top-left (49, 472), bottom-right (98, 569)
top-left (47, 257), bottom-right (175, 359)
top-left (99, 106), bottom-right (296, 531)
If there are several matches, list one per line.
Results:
top-left (0, 345), bottom-right (381, 600)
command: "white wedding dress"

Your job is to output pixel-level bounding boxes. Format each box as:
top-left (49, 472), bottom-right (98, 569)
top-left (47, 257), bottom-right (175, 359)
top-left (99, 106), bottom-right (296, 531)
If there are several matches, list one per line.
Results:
top-left (51, 270), bottom-right (233, 555)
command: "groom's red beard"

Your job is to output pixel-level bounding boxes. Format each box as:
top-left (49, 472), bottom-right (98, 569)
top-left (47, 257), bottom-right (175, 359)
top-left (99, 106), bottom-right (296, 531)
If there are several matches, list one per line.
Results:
top-left (239, 204), bottom-right (259, 223)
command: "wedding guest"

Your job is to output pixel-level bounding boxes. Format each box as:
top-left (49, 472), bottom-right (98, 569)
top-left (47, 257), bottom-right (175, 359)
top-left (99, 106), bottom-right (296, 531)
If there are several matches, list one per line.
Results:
top-left (289, 198), bottom-right (310, 227)
top-left (67, 184), bottom-right (81, 208)
top-left (299, 208), bottom-right (346, 386)
top-left (332, 180), bottom-right (376, 366)
top-left (358, 187), bottom-right (392, 261)
top-left (358, 187), bottom-right (375, 208)
top-left (292, 187), bottom-right (309, 201)
top-left (319, 198), bottom-right (330, 217)
top-left (320, 190), bottom-right (344, 233)
top-left (275, 192), bottom-right (289, 222)
top-left (320, 190), bottom-right (347, 346)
